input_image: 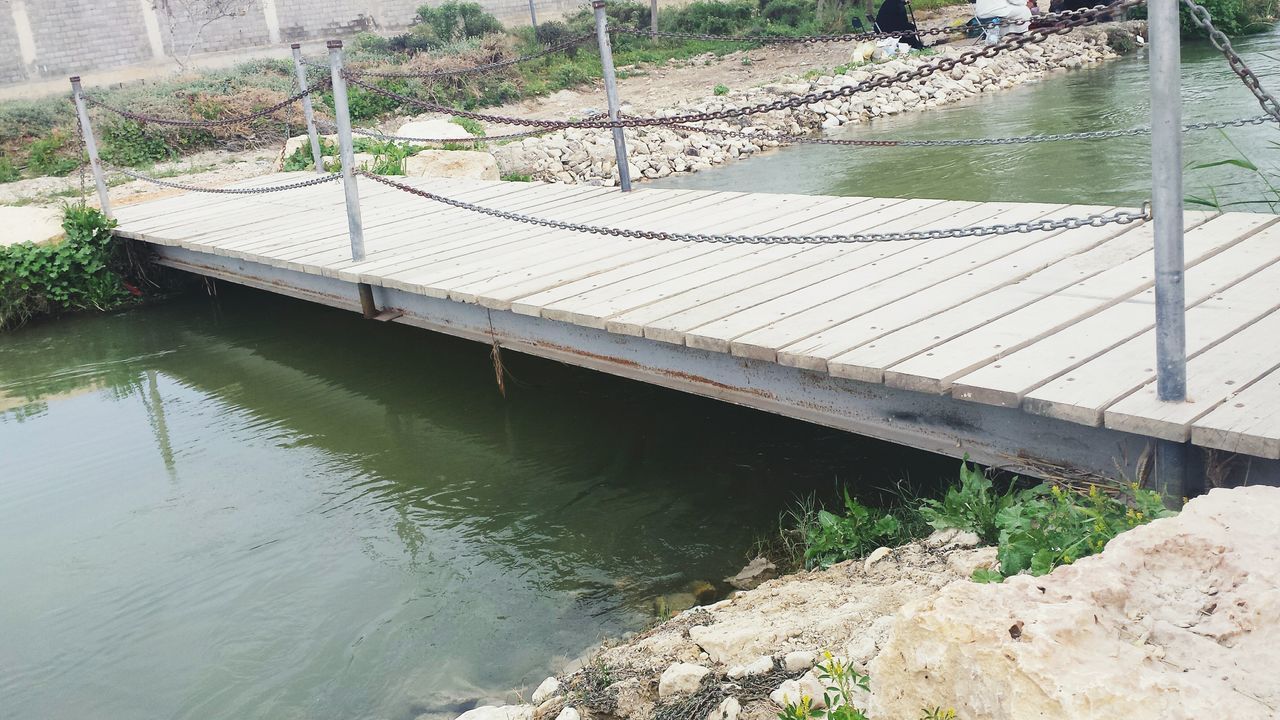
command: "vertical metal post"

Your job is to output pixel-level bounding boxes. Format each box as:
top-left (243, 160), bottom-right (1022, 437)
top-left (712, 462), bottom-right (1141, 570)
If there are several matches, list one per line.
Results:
top-left (651, 0), bottom-right (658, 33)
top-left (291, 43), bottom-right (325, 174)
top-left (1149, 0), bottom-right (1187, 503)
top-left (69, 76), bottom-right (112, 218)
top-left (1150, 0), bottom-right (1186, 402)
top-left (528, 0), bottom-right (538, 31)
top-left (592, 0), bottom-right (631, 192)
top-left (327, 40), bottom-right (366, 262)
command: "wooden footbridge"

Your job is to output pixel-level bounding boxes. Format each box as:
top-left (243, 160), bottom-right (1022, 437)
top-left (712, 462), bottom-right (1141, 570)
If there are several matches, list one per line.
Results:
top-left (110, 174), bottom-right (1280, 491)
top-left (67, 0), bottom-right (1280, 493)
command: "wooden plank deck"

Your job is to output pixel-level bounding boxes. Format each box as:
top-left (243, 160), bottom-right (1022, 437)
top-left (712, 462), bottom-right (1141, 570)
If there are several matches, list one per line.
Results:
top-left (112, 173), bottom-right (1280, 463)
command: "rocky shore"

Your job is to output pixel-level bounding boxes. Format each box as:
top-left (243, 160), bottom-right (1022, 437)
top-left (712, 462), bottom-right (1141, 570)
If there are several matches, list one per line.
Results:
top-left (488, 23), bottom-right (1145, 187)
top-left (447, 485), bottom-right (1279, 720)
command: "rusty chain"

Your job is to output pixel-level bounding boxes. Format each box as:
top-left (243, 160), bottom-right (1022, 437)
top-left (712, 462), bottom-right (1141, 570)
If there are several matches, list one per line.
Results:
top-left (73, 97), bottom-right (89, 205)
top-left (339, 33), bottom-right (598, 79)
top-left (357, 170), bottom-right (1150, 244)
top-left (344, 0), bottom-right (1140, 131)
top-left (316, 119), bottom-right (555, 144)
top-left (668, 114), bottom-right (1277, 147)
top-left (615, 21), bottom-right (993, 45)
top-left (1180, 0), bottom-right (1280, 122)
top-left (113, 167), bottom-right (340, 193)
top-left (83, 80), bottom-right (331, 128)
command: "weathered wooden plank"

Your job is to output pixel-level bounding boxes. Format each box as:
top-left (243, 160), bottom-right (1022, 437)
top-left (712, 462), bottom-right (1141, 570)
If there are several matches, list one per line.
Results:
top-left (1103, 310), bottom-right (1280, 441)
top-left (953, 216), bottom-right (1280, 407)
top-left (464, 192), bottom-right (848, 311)
top-left (884, 212), bottom-right (1279, 394)
top-left (777, 209), bottom-right (1174, 374)
top-left (727, 202), bottom-right (1068, 361)
top-left (1191, 366), bottom-right (1280, 459)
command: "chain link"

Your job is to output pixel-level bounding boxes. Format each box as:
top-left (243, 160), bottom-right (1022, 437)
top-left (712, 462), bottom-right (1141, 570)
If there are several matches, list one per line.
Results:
top-left (669, 114), bottom-right (1275, 147)
top-left (344, 0), bottom-right (1139, 131)
top-left (341, 34), bottom-right (597, 79)
top-left (1180, 0), bottom-right (1280, 122)
top-left (73, 97), bottom-right (89, 205)
top-left (83, 80), bottom-right (331, 128)
top-left (357, 170), bottom-right (1149, 244)
top-left (316, 120), bottom-right (555, 144)
top-left (114, 167), bottom-right (341, 193)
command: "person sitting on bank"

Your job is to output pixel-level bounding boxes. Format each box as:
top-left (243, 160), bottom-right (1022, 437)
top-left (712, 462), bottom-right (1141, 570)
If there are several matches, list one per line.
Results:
top-left (975, 0), bottom-right (1033, 33)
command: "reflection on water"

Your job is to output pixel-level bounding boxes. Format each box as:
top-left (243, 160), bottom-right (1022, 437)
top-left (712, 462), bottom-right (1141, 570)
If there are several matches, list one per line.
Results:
top-left (0, 289), bottom-right (953, 720)
top-left (653, 32), bottom-right (1280, 210)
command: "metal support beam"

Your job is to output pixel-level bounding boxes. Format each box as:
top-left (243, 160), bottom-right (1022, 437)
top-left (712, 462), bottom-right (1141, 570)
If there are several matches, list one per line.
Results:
top-left (69, 76), bottom-right (112, 218)
top-left (1154, 439), bottom-right (1188, 507)
top-left (291, 43), bottom-right (326, 174)
top-left (1150, 0), bottom-right (1186, 402)
top-left (358, 282), bottom-right (378, 319)
top-left (592, 0), bottom-right (632, 192)
top-left (327, 40), bottom-right (366, 262)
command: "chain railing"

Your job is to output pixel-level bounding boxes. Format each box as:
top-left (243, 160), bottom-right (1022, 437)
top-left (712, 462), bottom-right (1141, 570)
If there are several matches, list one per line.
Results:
top-left (1180, 0), bottom-right (1280, 121)
top-left (358, 170), bottom-right (1150, 244)
top-left (343, 0), bottom-right (1141, 132)
top-left (666, 114), bottom-right (1277, 148)
top-left (316, 120), bottom-right (556, 144)
top-left (82, 81), bottom-right (331, 128)
top-left (614, 20), bottom-right (994, 45)
top-left (112, 167), bottom-right (341, 193)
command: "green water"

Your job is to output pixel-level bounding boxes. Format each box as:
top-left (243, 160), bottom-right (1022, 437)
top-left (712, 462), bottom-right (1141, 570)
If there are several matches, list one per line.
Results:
top-left (0, 291), bottom-right (951, 720)
top-left (653, 32), bottom-right (1280, 210)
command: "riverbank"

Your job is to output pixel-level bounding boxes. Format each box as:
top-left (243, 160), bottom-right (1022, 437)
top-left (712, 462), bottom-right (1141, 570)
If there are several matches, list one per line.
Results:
top-left (487, 23), bottom-right (1146, 185)
top-left (460, 485), bottom-right (1279, 720)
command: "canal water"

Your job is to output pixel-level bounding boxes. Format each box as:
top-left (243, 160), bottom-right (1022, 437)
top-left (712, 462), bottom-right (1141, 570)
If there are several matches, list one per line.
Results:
top-left (654, 31), bottom-right (1280, 210)
top-left (4, 29), bottom-right (1279, 720)
top-left (0, 292), bottom-right (952, 720)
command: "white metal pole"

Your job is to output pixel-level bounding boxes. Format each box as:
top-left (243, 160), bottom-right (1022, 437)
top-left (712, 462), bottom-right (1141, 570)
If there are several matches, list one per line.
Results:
top-left (528, 0), bottom-right (538, 30)
top-left (592, 0), bottom-right (632, 192)
top-left (1149, 0), bottom-right (1187, 502)
top-left (291, 43), bottom-right (326, 174)
top-left (69, 76), bottom-right (112, 218)
top-left (651, 0), bottom-right (659, 33)
top-left (327, 40), bottom-right (366, 262)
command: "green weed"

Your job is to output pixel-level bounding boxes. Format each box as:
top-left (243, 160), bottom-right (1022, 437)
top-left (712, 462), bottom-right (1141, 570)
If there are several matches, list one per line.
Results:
top-left (28, 132), bottom-right (80, 177)
top-left (918, 457), bottom-right (1018, 544)
top-left (0, 157), bottom-right (19, 183)
top-left (501, 172), bottom-right (533, 181)
top-left (451, 116), bottom-right (485, 136)
top-left (803, 489), bottom-right (912, 569)
top-left (714, 83), bottom-right (730, 96)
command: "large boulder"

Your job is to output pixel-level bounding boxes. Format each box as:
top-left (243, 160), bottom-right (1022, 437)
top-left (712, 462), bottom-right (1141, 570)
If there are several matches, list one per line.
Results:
top-left (397, 118), bottom-right (476, 142)
top-left (404, 150), bottom-right (500, 180)
top-left (452, 705), bottom-right (533, 720)
top-left (869, 486), bottom-right (1280, 720)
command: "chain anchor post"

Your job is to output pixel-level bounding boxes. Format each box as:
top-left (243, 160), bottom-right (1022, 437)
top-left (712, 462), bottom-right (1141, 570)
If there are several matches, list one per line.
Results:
top-left (528, 0), bottom-right (538, 30)
top-left (69, 76), bottom-right (112, 218)
top-left (327, 40), bottom-right (366, 262)
top-left (291, 43), bottom-right (326, 174)
top-left (1149, 0), bottom-right (1188, 505)
top-left (651, 0), bottom-right (659, 33)
top-left (592, 0), bottom-right (632, 192)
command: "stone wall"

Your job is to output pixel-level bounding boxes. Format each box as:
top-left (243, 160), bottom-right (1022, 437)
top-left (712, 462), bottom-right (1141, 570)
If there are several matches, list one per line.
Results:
top-left (1, 0), bottom-right (659, 85)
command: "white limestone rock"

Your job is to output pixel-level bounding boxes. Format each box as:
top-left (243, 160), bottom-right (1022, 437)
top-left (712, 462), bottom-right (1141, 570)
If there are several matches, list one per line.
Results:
top-left (453, 705), bottom-right (533, 720)
top-left (554, 708), bottom-right (580, 720)
top-left (658, 662), bottom-right (710, 699)
top-left (397, 118), bottom-right (475, 142)
top-left (869, 486), bottom-right (1280, 720)
top-left (726, 654), bottom-right (773, 679)
top-left (404, 149), bottom-right (500, 180)
top-left (530, 676), bottom-right (560, 704)
top-left (706, 696), bottom-right (741, 720)
top-left (783, 650), bottom-right (818, 673)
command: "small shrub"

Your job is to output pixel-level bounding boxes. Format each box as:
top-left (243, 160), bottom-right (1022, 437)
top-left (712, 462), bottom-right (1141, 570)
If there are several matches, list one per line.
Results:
top-left (534, 19), bottom-right (576, 49)
top-left (918, 458), bottom-right (1018, 544)
top-left (282, 136), bottom-right (337, 171)
top-left (501, 172), bottom-right (532, 182)
top-left (415, 1), bottom-right (503, 43)
top-left (99, 119), bottom-right (173, 167)
top-left (761, 0), bottom-right (814, 27)
top-left (713, 83), bottom-right (730, 95)
top-left (803, 489), bottom-right (910, 569)
top-left (451, 117), bottom-right (485, 136)
top-left (0, 204), bottom-right (126, 330)
top-left (0, 157), bottom-right (19, 183)
top-left (28, 132), bottom-right (80, 177)
top-left (668, 0), bottom-right (757, 34)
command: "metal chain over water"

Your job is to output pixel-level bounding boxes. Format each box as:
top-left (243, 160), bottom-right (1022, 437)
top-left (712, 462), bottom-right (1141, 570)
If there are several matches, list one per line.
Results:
top-left (344, 0), bottom-right (1142, 131)
top-left (357, 170), bottom-right (1150, 244)
top-left (339, 34), bottom-right (598, 79)
top-left (1180, 0), bottom-right (1280, 121)
top-left (668, 114), bottom-right (1276, 147)
top-left (83, 81), bottom-right (330, 128)
top-left (114, 167), bottom-right (341, 193)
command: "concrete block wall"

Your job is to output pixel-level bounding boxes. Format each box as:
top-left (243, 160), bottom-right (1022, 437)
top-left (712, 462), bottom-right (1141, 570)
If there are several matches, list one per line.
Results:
top-left (0, 0), bottom-right (682, 85)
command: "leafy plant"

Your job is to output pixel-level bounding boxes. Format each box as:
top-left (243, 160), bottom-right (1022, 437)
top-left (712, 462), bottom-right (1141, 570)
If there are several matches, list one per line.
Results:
top-left (777, 654), bottom-right (871, 720)
top-left (282, 136), bottom-right (338, 171)
top-left (0, 204), bottom-right (128, 330)
top-left (0, 156), bottom-right (19, 183)
top-left (714, 83), bottom-right (730, 96)
top-left (414, 1), bottom-right (503, 43)
top-left (918, 458), bottom-right (1018, 544)
top-left (501, 172), bottom-right (533, 182)
top-left (920, 709), bottom-right (957, 720)
top-left (804, 489), bottom-right (907, 569)
top-left (99, 119), bottom-right (174, 167)
top-left (28, 132), bottom-right (80, 176)
top-left (354, 137), bottom-right (424, 175)
top-left (451, 116), bottom-right (485, 136)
